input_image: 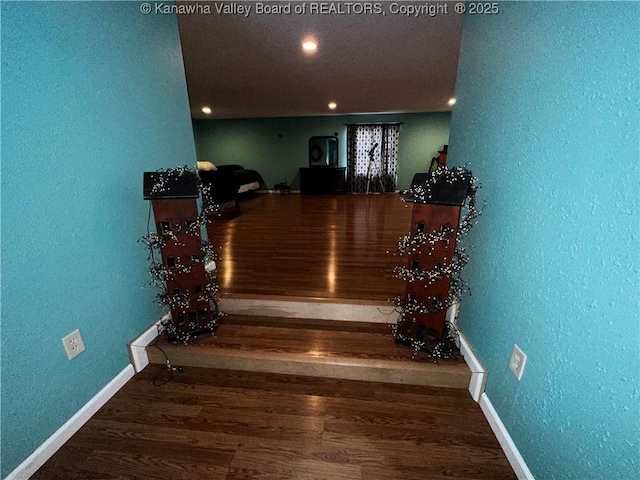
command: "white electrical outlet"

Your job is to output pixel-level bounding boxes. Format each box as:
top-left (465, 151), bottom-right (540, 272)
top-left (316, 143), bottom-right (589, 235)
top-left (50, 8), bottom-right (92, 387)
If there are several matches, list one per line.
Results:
top-left (62, 329), bottom-right (86, 360)
top-left (509, 344), bottom-right (527, 380)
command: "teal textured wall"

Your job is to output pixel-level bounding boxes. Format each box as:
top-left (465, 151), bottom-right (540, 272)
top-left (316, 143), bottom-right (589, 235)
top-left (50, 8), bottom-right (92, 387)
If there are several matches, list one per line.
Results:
top-left (0, 2), bottom-right (196, 477)
top-left (193, 112), bottom-right (450, 191)
top-left (448, 2), bottom-right (639, 479)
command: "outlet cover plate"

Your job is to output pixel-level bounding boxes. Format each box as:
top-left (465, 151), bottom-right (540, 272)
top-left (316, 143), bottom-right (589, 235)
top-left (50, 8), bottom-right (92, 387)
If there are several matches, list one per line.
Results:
top-left (62, 329), bottom-right (86, 360)
top-left (509, 344), bottom-right (527, 380)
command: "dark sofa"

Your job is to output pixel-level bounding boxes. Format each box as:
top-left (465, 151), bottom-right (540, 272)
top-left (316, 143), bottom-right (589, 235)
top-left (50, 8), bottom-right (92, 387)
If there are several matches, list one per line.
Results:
top-left (198, 164), bottom-right (264, 207)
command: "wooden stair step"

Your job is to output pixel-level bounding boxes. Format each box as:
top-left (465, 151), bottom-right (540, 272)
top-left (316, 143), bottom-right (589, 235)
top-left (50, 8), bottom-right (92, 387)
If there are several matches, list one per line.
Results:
top-left (147, 315), bottom-right (471, 390)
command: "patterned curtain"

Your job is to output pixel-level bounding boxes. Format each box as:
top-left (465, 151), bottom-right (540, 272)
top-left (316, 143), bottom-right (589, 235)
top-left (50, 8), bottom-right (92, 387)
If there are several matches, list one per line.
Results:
top-left (346, 123), bottom-right (400, 193)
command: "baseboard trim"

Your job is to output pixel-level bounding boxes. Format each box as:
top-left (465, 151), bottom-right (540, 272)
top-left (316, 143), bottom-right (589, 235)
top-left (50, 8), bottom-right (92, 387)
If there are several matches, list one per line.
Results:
top-left (442, 301), bottom-right (486, 402)
top-left (128, 313), bottom-right (168, 373)
top-left (480, 393), bottom-right (535, 480)
top-left (5, 364), bottom-right (135, 480)
top-left (458, 332), bottom-right (487, 402)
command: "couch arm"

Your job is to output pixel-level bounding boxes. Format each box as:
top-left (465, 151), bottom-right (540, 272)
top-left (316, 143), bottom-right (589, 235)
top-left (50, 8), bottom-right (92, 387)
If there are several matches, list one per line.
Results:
top-left (199, 170), bottom-right (240, 204)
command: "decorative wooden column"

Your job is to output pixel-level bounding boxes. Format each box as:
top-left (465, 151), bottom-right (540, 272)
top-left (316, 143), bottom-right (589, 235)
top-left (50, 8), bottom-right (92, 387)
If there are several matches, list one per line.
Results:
top-left (396, 173), bottom-right (471, 351)
top-left (143, 171), bottom-right (217, 340)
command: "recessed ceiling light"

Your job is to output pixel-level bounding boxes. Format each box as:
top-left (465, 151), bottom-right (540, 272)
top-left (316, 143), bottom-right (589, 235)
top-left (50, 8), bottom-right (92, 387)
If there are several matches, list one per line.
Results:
top-left (201, 106), bottom-right (212, 114)
top-left (302, 39), bottom-right (317, 52)
top-left (328, 102), bottom-right (337, 110)
top-left (448, 98), bottom-right (456, 106)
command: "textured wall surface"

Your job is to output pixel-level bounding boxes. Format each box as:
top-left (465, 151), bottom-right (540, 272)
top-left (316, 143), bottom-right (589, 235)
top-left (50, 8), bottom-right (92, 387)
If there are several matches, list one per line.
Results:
top-left (193, 112), bottom-right (450, 191)
top-left (448, 2), bottom-right (639, 479)
top-left (0, 3), bottom-right (196, 477)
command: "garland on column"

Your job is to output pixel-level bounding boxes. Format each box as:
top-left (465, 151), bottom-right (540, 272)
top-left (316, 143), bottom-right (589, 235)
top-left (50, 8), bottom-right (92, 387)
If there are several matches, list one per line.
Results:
top-left (139, 166), bottom-right (223, 344)
top-left (391, 165), bottom-right (482, 358)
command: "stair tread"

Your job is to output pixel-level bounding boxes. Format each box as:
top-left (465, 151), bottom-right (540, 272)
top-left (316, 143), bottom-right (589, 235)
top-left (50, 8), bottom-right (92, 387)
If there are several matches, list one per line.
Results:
top-left (149, 314), bottom-right (466, 372)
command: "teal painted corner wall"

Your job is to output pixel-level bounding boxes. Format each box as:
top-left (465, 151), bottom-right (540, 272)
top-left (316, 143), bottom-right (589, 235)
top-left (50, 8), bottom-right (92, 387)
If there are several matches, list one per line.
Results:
top-left (193, 112), bottom-right (450, 191)
top-left (448, 2), bottom-right (639, 479)
top-left (0, 2), bottom-right (196, 477)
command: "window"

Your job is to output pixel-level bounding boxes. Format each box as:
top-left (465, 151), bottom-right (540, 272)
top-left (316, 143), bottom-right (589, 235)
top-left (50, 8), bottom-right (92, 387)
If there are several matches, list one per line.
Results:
top-left (346, 123), bottom-right (400, 193)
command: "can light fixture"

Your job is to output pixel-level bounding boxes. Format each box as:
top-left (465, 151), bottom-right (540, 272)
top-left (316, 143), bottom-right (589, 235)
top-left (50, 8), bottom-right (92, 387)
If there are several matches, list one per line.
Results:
top-left (302, 39), bottom-right (317, 52)
top-left (328, 102), bottom-right (337, 110)
top-left (448, 98), bottom-right (456, 106)
top-left (201, 106), bottom-right (212, 114)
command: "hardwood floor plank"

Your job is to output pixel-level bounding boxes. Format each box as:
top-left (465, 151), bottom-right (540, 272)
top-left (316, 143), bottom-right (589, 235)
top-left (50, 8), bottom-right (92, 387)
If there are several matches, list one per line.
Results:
top-left (80, 450), bottom-right (229, 480)
top-left (251, 391), bottom-right (329, 417)
top-left (226, 449), bottom-right (362, 480)
top-left (322, 395), bottom-right (481, 425)
top-left (323, 417), bottom-right (497, 445)
top-left (31, 446), bottom-right (95, 480)
top-left (80, 419), bottom-right (242, 454)
top-left (66, 431), bottom-right (235, 471)
top-left (362, 464), bottom-right (517, 480)
top-left (312, 435), bottom-right (508, 474)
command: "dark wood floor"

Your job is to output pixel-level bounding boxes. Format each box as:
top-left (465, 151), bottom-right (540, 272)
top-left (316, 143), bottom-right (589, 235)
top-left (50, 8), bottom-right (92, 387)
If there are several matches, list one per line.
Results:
top-left (30, 195), bottom-right (519, 479)
top-left (34, 366), bottom-right (516, 480)
top-left (206, 194), bottom-right (413, 302)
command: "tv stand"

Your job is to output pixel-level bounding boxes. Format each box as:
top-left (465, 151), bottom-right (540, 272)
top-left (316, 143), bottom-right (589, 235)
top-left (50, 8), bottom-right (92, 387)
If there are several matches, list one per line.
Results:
top-left (299, 167), bottom-right (346, 194)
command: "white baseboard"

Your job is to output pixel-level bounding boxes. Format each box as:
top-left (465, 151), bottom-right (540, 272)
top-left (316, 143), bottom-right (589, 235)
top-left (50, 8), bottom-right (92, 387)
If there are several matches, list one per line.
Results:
top-left (445, 299), bottom-right (460, 327)
top-left (456, 326), bottom-right (532, 479)
top-left (442, 300), bottom-right (486, 402)
top-left (128, 313), bottom-right (168, 373)
top-left (5, 364), bottom-right (135, 480)
top-left (480, 393), bottom-right (535, 480)
top-left (458, 332), bottom-right (487, 402)
top-left (458, 332), bottom-right (532, 478)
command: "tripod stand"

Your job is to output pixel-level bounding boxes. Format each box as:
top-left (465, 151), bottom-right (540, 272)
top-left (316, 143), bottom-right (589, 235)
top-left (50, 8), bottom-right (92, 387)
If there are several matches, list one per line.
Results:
top-left (365, 143), bottom-right (386, 194)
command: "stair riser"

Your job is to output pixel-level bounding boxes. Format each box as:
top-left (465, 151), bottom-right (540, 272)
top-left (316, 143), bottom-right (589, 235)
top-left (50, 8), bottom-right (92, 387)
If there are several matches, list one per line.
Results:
top-left (219, 297), bottom-right (398, 323)
top-left (147, 350), bottom-right (470, 389)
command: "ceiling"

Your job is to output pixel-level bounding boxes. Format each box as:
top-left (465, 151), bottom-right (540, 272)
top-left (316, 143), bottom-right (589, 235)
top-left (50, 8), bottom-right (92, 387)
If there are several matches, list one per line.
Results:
top-left (177, 2), bottom-right (463, 119)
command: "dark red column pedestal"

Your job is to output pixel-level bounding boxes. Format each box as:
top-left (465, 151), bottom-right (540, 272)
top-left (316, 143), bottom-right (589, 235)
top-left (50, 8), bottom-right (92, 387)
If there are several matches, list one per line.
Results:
top-left (150, 198), bottom-right (214, 334)
top-left (399, 203), bottom-right (462, 348)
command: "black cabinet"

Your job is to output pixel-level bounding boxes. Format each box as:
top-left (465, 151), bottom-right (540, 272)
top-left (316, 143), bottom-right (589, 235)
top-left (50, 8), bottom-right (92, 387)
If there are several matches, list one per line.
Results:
top-left (299, 167), bottom-right (346, 194)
